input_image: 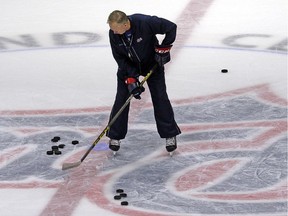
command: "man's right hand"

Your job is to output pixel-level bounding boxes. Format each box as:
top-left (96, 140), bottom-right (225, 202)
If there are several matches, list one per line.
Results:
top-left (125, 77), bottom-right (145, 99)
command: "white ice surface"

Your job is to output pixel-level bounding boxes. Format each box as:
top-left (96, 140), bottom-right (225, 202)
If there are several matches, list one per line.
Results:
top-left (0, 0), bottom-right (287, 216)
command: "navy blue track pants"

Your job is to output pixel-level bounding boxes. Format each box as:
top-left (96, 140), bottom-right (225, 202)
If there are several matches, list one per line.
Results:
top-left (106, 68), bottom-right (181, 140)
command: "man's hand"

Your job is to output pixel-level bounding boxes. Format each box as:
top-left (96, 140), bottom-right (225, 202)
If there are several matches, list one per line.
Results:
top-left (155, 45), bottom-right (172, 67)
top-left (125, 77), bottom-right (145, 99)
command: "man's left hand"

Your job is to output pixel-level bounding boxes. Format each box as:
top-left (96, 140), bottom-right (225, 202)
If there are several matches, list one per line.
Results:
top-left (155, 45), bottom-right (172, 67)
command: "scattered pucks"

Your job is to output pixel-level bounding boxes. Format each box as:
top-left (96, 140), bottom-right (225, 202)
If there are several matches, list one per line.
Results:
top-left (58, 144), bottom-right (65, 149)
top-left (121, 201), bottom-right (129, 206)
top-left (51, 145), bottom-right (59, 150)
top-left (221, 69), bottom-right (228, 73)
top-left (54, 150), bottom-right (62, 155)
top-left (51, 138), bottom-right (58, 142)
top-left (120, 193), bottom-right (127, 198)
top-left (72, 140), bottom-right (79, 145)
top-left (51, 136), bottom-right (60, 142)
top-left (114, 195), bottom-right (122, 200)
top-left (116, 189), bottom-right (124, 193)
top-left (46, 150), bottom-right (53, 155)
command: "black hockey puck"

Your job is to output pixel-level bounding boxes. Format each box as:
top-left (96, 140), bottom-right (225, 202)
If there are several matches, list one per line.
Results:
top-left (221, 69), bottom-right (228, 73)
top-left (51, 145), bottom-right (59, 150)
top-left (72, 140), bottom-right (79, 145)
top-left (58, 144), bottom-right (65, 149)
top-left (54, 136), bottom-right (60, 140)
top-left (120, 193), bottom-right (127, 197)
top-left (121, 201), bottom-right (128, 206)
top-left (51, 138), bottom-right (59, 142)
top-left (46, 150), bottom-right (53, 155)
top-left (54, 150), bottom-right (62, 155)
top-left (114, 195), bottom-right (121, 200)
top-left (116, 189), bottom-right (124, 193)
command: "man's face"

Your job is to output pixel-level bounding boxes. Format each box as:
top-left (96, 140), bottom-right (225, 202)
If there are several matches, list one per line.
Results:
top-left (109, 22), bottom-right (128, 35)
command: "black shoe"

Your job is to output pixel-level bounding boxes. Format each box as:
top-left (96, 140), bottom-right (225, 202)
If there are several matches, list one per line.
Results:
top-left (166, 137), bottom-right (177, 152)
top-left (109, 139), bottom-right (120, 152)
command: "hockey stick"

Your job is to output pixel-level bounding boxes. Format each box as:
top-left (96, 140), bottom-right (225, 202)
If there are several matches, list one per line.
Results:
top-left (62, 64), bottom-right (157, 170)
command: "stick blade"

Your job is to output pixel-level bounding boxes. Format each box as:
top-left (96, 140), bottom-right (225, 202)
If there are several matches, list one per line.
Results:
top-left (62, 161), bottom-right (81, 170)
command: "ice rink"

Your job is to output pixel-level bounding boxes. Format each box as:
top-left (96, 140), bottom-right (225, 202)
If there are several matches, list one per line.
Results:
top-left (0, 0), bottom-right (287, 215)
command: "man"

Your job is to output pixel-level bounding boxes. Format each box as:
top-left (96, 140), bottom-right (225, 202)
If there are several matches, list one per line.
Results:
top-left (106, 10), bottom-right (181, 154)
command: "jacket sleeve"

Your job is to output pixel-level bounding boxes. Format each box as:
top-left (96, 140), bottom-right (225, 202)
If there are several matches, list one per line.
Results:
top-left (147, 15), bottom-right (177, 46)
top-left (109, 30), bottom-right (139, 78)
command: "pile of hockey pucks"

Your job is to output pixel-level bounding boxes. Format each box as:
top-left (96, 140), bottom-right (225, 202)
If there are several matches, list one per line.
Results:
top-left (113, 189), bottom-right (128, 206)
top-left (221, 68), bottom-right (228, 73)
top-left (46, 136), bottom-right (80, 156)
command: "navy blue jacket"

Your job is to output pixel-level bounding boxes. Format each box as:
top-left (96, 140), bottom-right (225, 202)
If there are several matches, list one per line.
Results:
top-left (108, 14), bottom-right (177, 79)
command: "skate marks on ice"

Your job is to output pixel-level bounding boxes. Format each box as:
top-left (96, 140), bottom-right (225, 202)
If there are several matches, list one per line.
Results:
top-left (97, 83), bottom-right (287, 215)
top-left (0, 84), bottom-right (287, 216)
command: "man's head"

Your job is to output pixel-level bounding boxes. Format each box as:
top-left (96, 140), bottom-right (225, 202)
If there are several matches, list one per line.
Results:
top-left (107, 10), bottom-right (130, 34)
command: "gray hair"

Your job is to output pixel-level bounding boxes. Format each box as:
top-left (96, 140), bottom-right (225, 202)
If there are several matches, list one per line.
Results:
top-left (107, 10), bottom-right (129, 24)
